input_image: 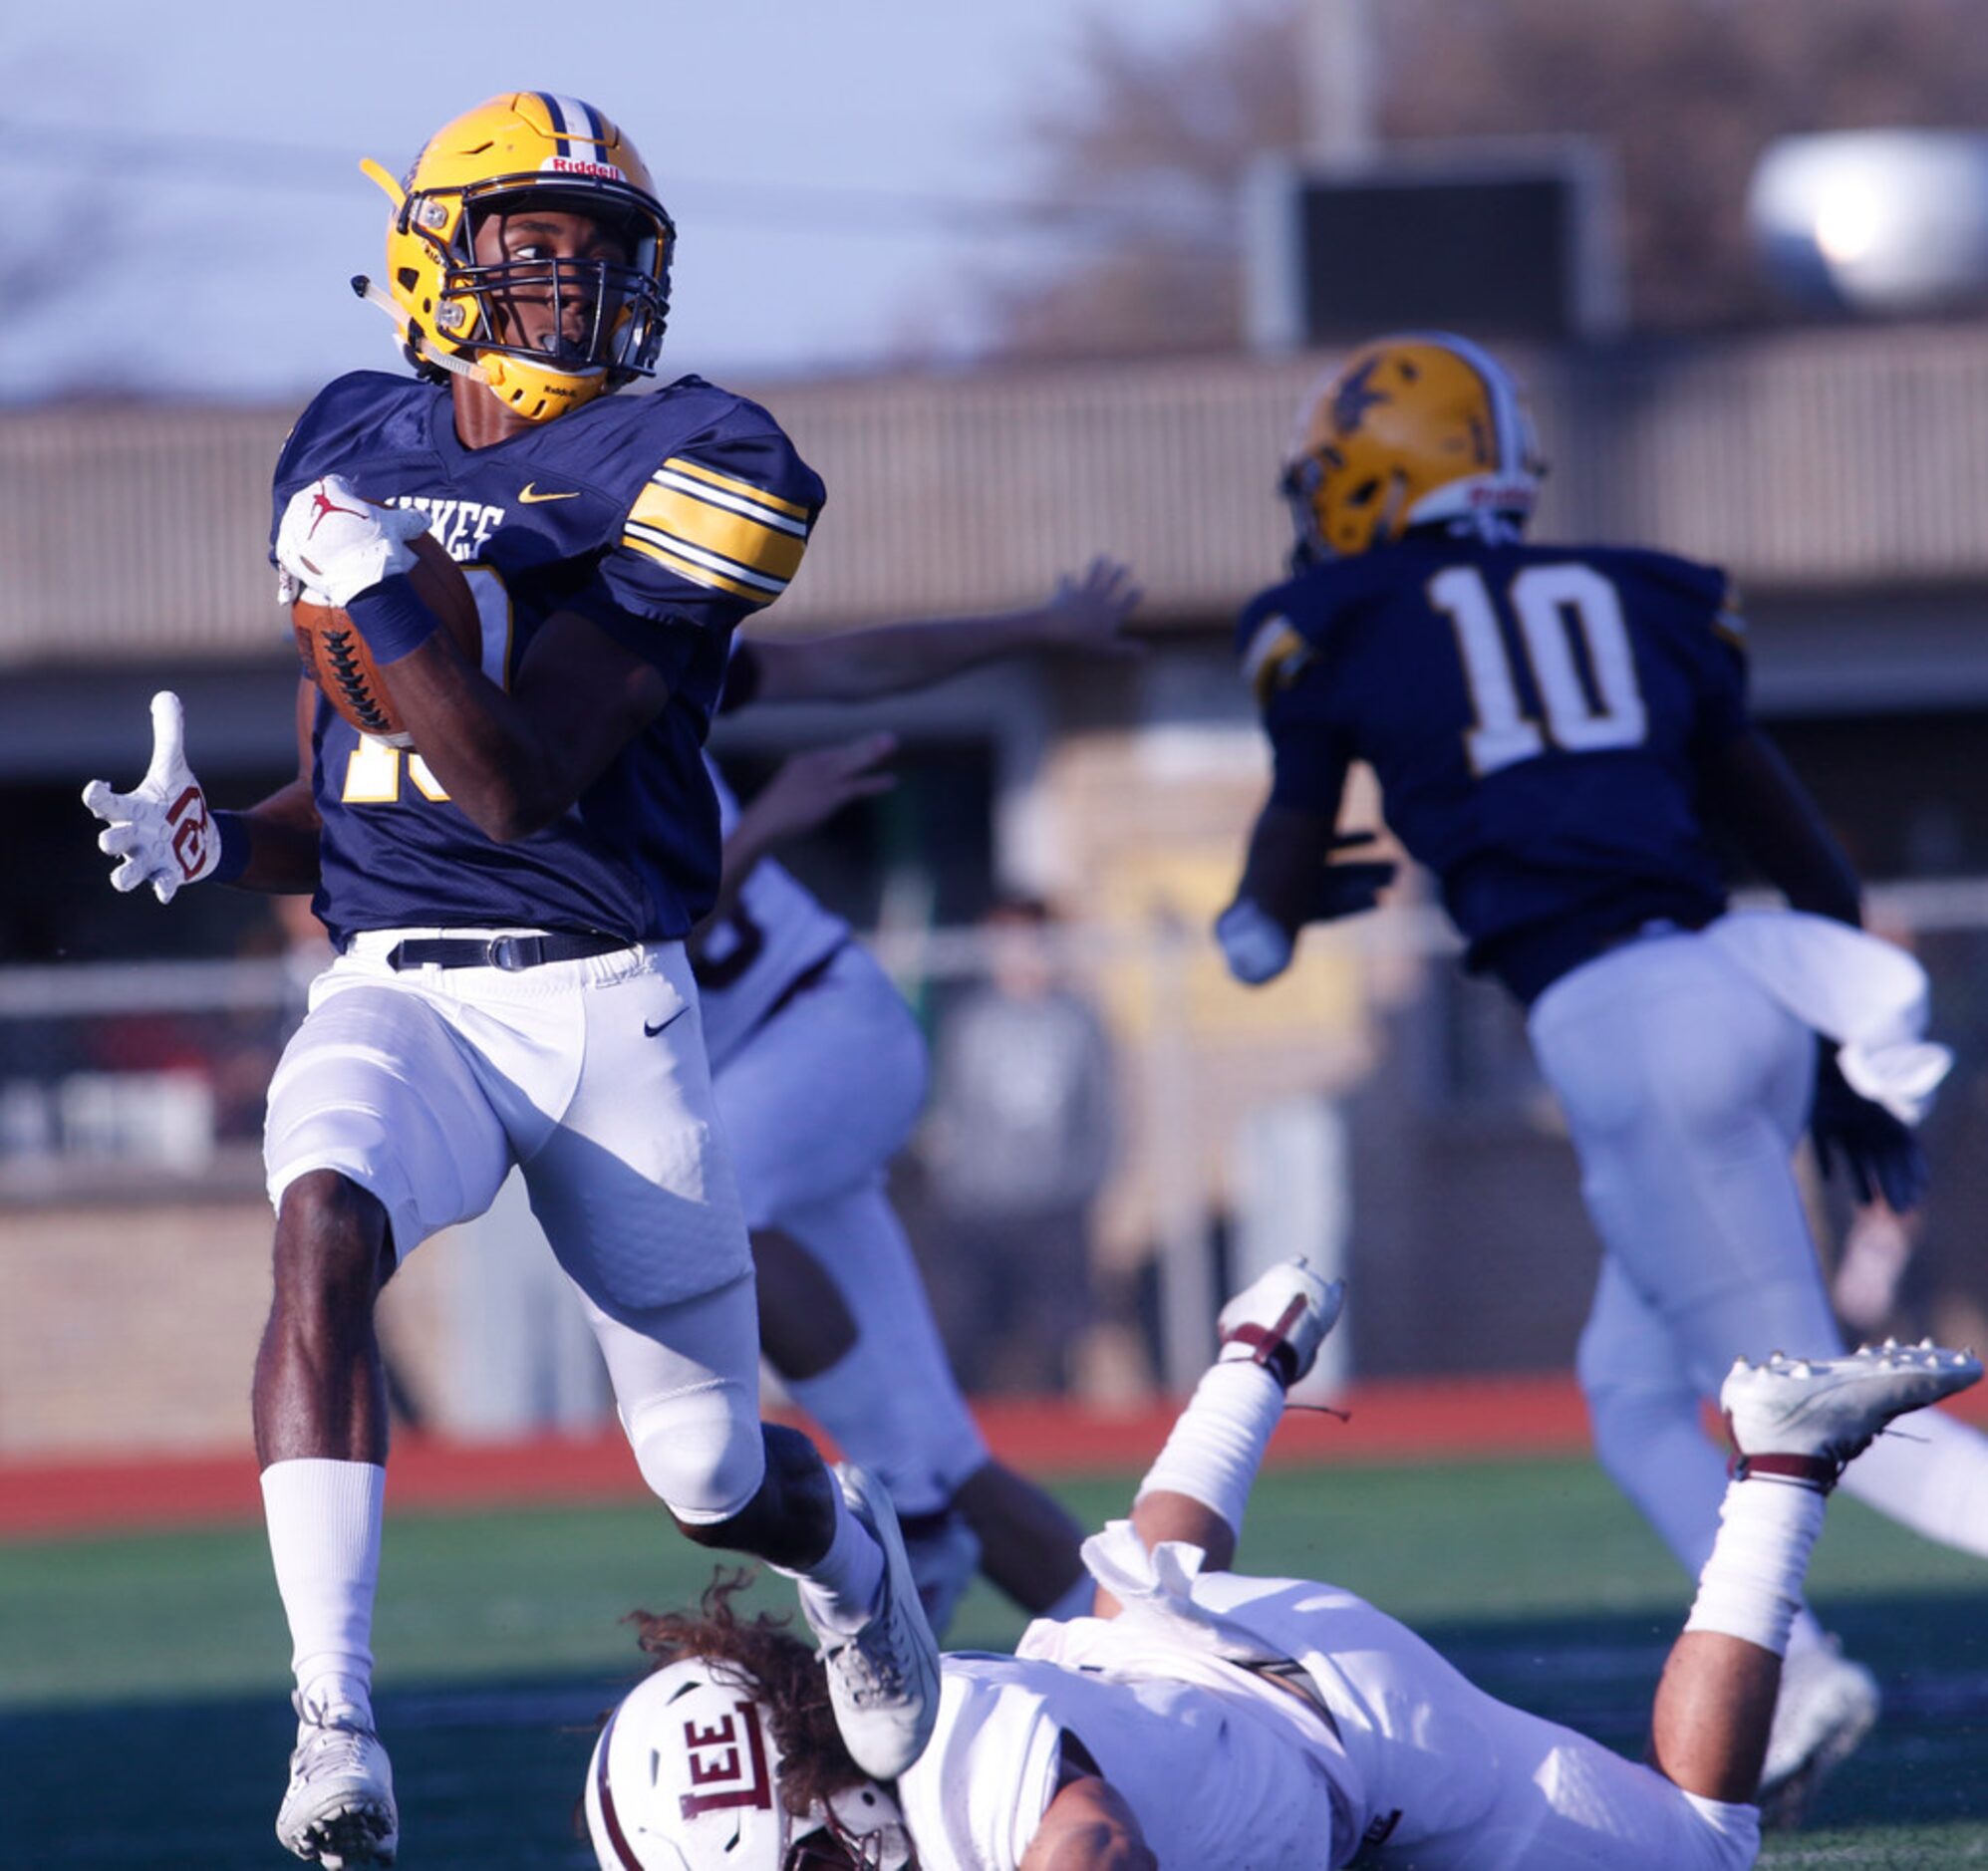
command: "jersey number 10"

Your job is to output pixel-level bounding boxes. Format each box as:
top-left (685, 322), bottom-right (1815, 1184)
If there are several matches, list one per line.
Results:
top-left (1429, 563), bottom-right (1648, 777)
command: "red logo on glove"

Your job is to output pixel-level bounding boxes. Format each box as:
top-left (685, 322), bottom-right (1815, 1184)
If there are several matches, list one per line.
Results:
top-left (307, 485), bottom-right (367, 539)
top-left (166, 783), bottom-right (210, 879)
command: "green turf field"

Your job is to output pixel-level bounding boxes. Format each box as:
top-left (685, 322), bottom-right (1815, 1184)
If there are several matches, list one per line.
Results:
top-left (5, 1456), bottom-right (1984, 1867)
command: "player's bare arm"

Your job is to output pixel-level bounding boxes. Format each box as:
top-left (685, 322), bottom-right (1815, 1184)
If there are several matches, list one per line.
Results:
top-left (275, 473), bottom-right (676, 842)
top-left (1218, 789), bottom-right (1395, 985)
top-left (1698, 727), bottom-right (1862, 926)
top-left (742, 556), bottom-right (1143, 703)
top-left (1019, 1775), bottom-right (1158, 1871)
top-left (1233, 795), bottom-right (1344, 935)
top-left (700, 732), bottom-right (897, 933)
top-left (363, 604), bottom-right (672, 843)
top-left (221, 678), bottom-right (326, 893)
top-left (1218, 797), bottom-right (1343, 983)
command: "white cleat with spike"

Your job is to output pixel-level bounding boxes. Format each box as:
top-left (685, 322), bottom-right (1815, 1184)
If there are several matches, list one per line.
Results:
top-left (806, 1463), bottom-right (943, 1782)
top-left (1759, 1638), bottom-right (1880, 1827)
top-left (1217, 1258), bottom-right (1346, 1391)
top-left (1722, 1342), bottom-right (1983, 1493)
top-left (275, 1680), bottom-right (398, 1867)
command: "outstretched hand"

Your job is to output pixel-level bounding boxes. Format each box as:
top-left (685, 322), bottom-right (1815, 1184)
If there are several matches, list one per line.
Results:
top-left (746, 732), bottom-right (899, 846)
top-left (1039, 557), bottom-right (1145, 657)
top-left (80, 691), bottom-right (222, 904)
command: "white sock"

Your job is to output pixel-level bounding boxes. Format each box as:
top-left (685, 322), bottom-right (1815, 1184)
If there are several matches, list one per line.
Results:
top-left (1134, 1360), bottom-right (1285, 1543)
top-left (777, 1487), bottom-right (886, 1637)
top-left (1683, 1476), bottom-right (1827, 1657)
top-left (261, 1458), bottom-right (386, 1719)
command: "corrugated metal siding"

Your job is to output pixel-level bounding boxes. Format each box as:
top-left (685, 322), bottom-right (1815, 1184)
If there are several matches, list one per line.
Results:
top-left (5, 327), bottom-right (1988, 666)
top-left (1, 406), bottom-right (292, 662)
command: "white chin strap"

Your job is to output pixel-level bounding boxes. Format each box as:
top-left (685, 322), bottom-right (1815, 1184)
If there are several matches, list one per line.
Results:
top-left (353, 275), bottom-right (488, 384)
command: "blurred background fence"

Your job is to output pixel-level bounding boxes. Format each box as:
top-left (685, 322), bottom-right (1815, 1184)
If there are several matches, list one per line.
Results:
top-left (6, 886), bottom-right (1985, 1462)
top-left (10, 0), bottom-right (1988, 1472)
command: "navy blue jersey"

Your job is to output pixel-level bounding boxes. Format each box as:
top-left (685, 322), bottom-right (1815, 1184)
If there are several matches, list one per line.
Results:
top-left (271, 371), bottom-right (822, 947)
top-left (1238, 538), bottom-right (1750, 1001)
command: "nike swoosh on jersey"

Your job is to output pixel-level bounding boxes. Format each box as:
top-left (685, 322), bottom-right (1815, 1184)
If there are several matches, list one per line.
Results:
top-left (643, 1007), bottom-right (688, 1037)
top-left (519, 483), bottom-right (582, 503)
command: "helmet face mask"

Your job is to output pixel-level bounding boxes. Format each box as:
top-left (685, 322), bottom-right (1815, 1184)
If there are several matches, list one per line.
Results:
top-left (362, 94), bottom-right (676, 421)
top-left (438, 180), bottom-right (672, 381)
top-left (1280, 332), bottom-right (1545, 569)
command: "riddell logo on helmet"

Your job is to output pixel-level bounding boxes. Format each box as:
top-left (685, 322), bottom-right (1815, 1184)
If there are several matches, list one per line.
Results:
top-left (543, 156), bottom-right (622, 179)
top-left (1468, 482), bottom-right (1535, 508)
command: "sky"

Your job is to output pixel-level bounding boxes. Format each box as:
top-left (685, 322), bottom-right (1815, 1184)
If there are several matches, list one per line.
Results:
top-left (0, 0), bottom-right (1227, 403)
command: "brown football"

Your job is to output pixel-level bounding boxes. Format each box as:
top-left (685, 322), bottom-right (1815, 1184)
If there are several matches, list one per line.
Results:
top-left (292, 533), bottom-right (483, 748)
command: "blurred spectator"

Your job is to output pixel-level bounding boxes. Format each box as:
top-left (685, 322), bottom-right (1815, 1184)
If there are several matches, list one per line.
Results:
top-left (921, 897), bottom-right (1117, 1393)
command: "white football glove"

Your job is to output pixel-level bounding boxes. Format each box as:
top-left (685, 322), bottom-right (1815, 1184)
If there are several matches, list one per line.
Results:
top-left (81, 691), bottom-right (222, 905)
top-left (1217, 1258), bottom-right (1345, 1390)
top-left (275, 473), bottom-right (427, 609)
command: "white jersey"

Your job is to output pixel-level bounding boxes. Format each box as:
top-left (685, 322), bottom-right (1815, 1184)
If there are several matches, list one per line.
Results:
top-left (694, 757), bottom-right (851, 1071)
top-left (897, 1623), bottom-right (1363, 1870)
top-left (897, 1525), bottom-right (1760, 1871)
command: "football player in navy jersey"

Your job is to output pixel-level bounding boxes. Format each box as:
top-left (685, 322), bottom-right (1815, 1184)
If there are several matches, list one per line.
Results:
top-left (1218, 333), bottom-right (1988, 1816)
top-left (81, 94), bottom-right (937, 1868)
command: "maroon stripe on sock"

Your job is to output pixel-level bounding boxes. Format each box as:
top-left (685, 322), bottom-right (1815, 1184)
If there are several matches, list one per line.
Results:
top-left (1732, 1452), bottom-right (1838, 1493)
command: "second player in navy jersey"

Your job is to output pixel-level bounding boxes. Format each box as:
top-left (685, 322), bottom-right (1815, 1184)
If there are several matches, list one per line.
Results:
top-left (1220, 333), bottom-right (1988, 1818)
top-left (1237, 536), bottom-right (1745, 1002)
top-left (83, 92), bottom-right (937, 1867)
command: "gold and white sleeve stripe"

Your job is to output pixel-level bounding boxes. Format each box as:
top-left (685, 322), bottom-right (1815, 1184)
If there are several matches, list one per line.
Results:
top-left (1241, 613), bottom-right (1315, 708)
top-left (621, 456), bottom-right (816, 605)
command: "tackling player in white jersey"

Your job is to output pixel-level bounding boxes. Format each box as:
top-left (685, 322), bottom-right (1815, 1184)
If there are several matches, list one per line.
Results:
top-left (586, 1260), bottom-right (1982, 1870)
top-left (698, 560), bottom-right (1143, 1629)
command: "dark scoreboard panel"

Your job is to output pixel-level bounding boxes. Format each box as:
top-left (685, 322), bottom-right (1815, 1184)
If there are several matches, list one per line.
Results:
top-left (1255, 155), bottom-right (1619, 345)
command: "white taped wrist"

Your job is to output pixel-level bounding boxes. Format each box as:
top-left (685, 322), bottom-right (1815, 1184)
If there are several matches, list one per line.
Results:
top-left (1683, 1474), bottom-right (1826, 1657)
top-left (1135, 1360), bottom-right (1284, 1543)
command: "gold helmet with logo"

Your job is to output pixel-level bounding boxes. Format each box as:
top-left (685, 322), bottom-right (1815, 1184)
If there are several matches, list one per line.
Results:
top-left (355, 93), bottom-right (675, 422)
top-left (1281, 333), bottom-right (1545, 564)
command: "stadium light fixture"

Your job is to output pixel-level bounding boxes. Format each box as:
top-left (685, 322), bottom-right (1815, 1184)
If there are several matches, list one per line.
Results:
top-left (1750, 131), bottom-right (1988, 316)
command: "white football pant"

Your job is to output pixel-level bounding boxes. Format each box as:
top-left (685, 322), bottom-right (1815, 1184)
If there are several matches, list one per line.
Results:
top-left (714, 942), bottom-right (992, 1515)
top-left (264, 932), bottom-right (766, 1521)
top-left (1530, 928), bottom-right (1988, 1578)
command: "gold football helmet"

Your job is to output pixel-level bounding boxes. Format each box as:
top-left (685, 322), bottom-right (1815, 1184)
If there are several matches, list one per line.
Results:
top-left (355, 93), bottom-right (675, 422)
top-left (1281, 333), bottom-right (1545, 563)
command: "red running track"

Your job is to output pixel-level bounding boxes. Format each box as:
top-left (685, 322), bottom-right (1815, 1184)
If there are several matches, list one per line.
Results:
top-left (5, 1373), bottom-right (1984, 1541)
